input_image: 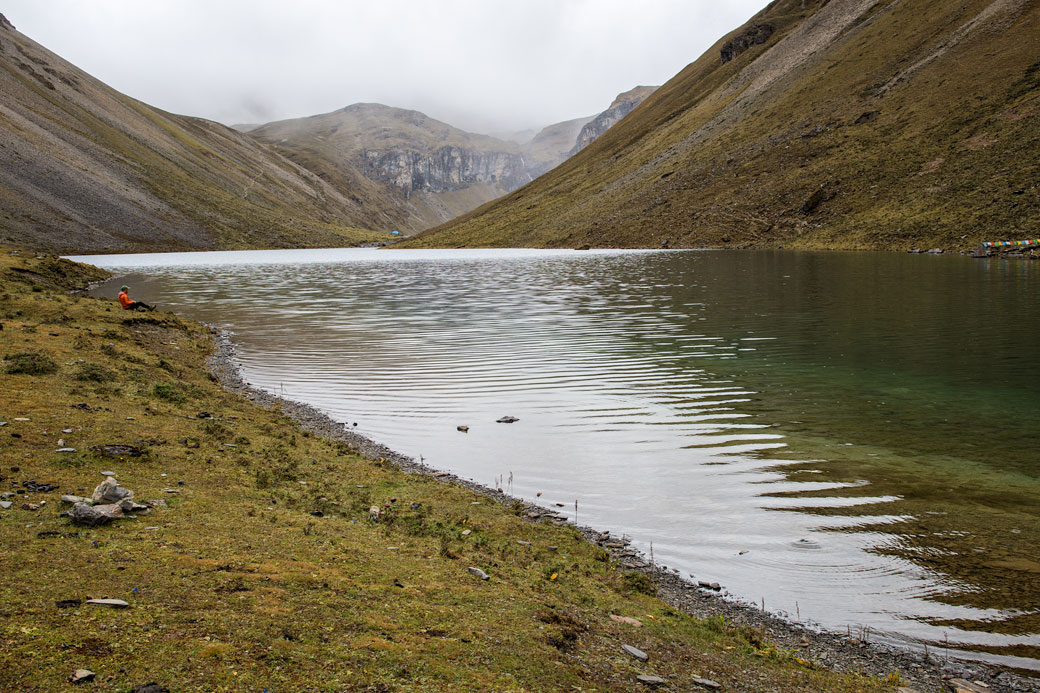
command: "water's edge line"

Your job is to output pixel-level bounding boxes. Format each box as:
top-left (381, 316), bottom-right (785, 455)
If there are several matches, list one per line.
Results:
top-left (204, 327), bottom-right (1033, 691)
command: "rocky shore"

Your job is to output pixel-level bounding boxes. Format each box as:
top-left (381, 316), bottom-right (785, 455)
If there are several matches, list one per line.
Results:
top-left (206, 331), bottom-right (1037, 693)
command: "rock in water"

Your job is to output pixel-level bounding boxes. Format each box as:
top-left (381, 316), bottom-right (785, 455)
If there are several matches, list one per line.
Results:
top-left (92, 476), bottom-right (133, 504)
top-left (70, 502), bottom-right (124, 526)
top-left (622, 644), bottom-right (649, 661)
top-left (496, 416), bottom-right (519, 423)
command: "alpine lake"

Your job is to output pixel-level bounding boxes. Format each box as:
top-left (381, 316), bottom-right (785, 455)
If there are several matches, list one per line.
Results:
top-left (70, 247), bottom-right (1040, 672)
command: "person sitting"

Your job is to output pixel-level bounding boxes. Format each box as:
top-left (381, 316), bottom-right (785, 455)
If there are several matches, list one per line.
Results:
top-left (117, 285), bottom-right (155, 311)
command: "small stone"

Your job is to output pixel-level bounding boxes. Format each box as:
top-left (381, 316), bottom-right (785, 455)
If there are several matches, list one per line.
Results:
top-left (100, 471), bottom-right (115, 477)
top-left (0, 501), bottom-right (11, 509)
top-left (468, 566), bottom-right (489, 580)
top-left (461, 529), bottom-right (471, 536)
top-left (368, 505), bottom-right (380, 520)
top-left (62, 429), bottom-right (73, 434)
top-left (692, 677), bottom-right (722, 689)
top-left (22, 503), bottom-right (40, 511)
top-left (516, 540), bottom-right (531, 546)
top-left (946, 680), bottom-right (989, 693)
top-left (86, 598), bottom-right (129, 608)
top-left (143, 499), bottom-right (168, 508)
top-left (55, 599), bottom-right (82, 608)
top-left (496, 416), bottom-right (519, 423)
top-left (637, 675), bottom-right (666, 687)
top-left (61, 495), bottom-right (90, 504)
top-left (162, 488), bottom-right (180, 494)
top-left (13, 417), bottom-right (30, 421)
top-left (410, 502), bottom-right (421, 510)
top-left (547, 545), bottom-right (558, 551)
top-left (622, 644), bottom-right (649, 661)
top-left (55, 448), bottom-right (77, 453)
top-left (69, 669), bottom-right (96, 684)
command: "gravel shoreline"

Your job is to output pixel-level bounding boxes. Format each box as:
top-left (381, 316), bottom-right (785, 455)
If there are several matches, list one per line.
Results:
top-left (206, 330), bottom-right (1035, 692)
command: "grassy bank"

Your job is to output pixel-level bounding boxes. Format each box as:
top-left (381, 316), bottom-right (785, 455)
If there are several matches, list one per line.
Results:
top-left (0, 250), bottom-right (898, 691)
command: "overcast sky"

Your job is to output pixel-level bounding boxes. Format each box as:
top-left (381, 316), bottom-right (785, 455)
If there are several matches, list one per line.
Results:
top-left (5, 0), bottom-right (766, 134)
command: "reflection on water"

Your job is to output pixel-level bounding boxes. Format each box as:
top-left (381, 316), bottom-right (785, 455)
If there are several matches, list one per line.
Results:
top-left (71, 248), bottom-right (1040, 670)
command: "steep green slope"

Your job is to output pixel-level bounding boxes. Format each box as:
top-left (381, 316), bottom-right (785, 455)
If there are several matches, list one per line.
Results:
top-left (0, 14), bottom-right (382, 253)
top-left (405, 0), bottom-right (1040, 251)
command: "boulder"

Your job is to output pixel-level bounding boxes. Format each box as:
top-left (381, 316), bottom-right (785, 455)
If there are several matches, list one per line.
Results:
top-left (70, 501), bottom-right (123, 526)
top-left (91, 476), bottom-right (133, 504)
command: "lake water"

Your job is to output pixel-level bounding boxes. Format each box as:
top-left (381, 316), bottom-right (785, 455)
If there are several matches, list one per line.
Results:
top-left (70, 248), bottom-right (1040, 671)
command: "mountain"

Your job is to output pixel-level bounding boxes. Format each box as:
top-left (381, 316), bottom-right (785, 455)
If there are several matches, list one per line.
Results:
top-left (405, 0), bottom-right (1040, 251)
top-left (519, 116), bottom-right (594, 179)
top-left (570, 86), bottom-right (657, 155)
top-left (0, 14), bottom-right (383, 253)
top-left (248, 104), bottom-right (534, 233)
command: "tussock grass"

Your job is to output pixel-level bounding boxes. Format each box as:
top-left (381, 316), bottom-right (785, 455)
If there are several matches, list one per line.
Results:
top-left (0, 250), bottom-right (892, 691)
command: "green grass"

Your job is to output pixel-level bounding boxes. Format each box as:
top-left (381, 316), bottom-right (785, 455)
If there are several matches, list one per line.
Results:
top-left (0, 250), bottom-right (895, 691)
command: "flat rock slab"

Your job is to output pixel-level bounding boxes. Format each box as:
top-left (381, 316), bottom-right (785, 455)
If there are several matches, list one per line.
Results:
top-left (692, 677), bottom-right (722, 689)
top-left (609, 614), bottom-right (644, 627)
top-left (637, 675), bottom-right (666, 687)
top-left (622, 644), bottom-right (649, 661)
top-left (947, 681), bottom-right (991, 693)
top-left (86, 598), bottom-right (129, 608)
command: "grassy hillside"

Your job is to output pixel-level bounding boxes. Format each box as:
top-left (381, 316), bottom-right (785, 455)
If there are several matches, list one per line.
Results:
top-left (405, 0), bottom-right (1040, 251)
top-left (0, 250), bottom-right (903, 691)
top-left (0, 14), bottom-right (383, 253)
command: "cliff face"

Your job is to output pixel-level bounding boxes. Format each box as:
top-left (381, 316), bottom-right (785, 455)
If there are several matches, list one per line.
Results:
top-left (407, 0), bottom-right (1040, 252)
top-left (571, 86), bottom-right (658, 154)
top-left (361, 146), bottom-right (530, 197)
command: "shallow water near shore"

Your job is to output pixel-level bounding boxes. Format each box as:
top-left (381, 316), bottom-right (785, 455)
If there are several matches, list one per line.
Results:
top-left (71, 247), bottom-right (1040, 671)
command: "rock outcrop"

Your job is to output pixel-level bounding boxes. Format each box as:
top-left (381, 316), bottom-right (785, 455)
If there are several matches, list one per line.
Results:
top-left (720, 24), bottom-right (774, 64)
top-left (361, 147), bottom-right (529, 198)
top-left (571, 86), bottom-right (658, 155)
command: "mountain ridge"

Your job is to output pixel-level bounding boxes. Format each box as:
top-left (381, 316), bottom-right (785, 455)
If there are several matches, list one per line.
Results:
top-left (0, 13), bottom-right (384, 253)
top-left (404, 0), bottom-right (1040, 252)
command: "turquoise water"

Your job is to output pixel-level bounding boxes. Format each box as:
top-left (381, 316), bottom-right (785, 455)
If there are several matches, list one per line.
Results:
top-left (71, 248), bottom-right (1040, 669)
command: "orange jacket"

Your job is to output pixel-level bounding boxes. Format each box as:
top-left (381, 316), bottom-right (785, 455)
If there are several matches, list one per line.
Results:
top-left (118, 291), bottom-right (133, 309)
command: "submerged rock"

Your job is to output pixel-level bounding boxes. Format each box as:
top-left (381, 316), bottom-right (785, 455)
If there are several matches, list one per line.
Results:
top-left (496, 416), bottom-right (519, 423)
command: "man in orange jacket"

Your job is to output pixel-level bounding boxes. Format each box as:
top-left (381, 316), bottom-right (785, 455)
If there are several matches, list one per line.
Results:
top-left (117, 285), bottom-right (155, 311)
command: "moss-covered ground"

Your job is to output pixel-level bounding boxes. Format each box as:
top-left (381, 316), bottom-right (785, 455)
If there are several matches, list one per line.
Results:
top-left (0, 250), bottom-right (896, 691)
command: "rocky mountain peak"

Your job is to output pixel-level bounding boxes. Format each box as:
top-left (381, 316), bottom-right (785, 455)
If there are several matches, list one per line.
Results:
top-left (571, 85), bottom-right (658, 155)
top-left (0, 14), bottom-right (13, 31)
